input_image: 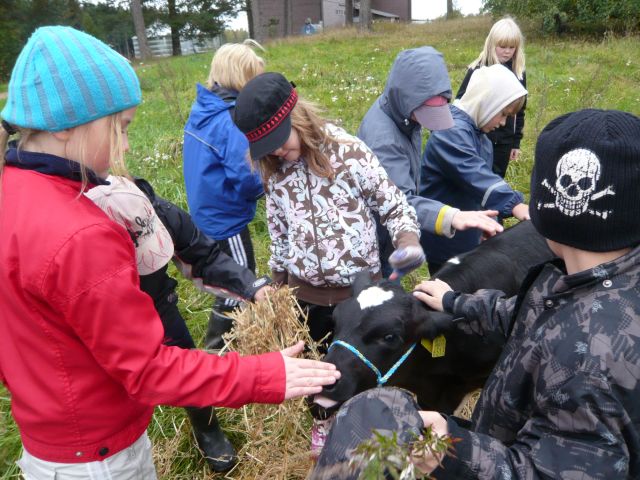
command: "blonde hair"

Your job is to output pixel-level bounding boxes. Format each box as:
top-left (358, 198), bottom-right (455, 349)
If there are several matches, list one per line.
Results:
top-left (504, 96), bottom-right (526, 116)
top-left (206, 39), bottom-right (266, 91)
top-left (470, 17), bottom-right (525, 80)
top-left (258, 98), bottom-right (337, 187)
top-left (0, 112), bottom-right (129, 199)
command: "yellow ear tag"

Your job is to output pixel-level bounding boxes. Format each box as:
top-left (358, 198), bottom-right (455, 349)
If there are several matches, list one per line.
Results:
top-left (420, 335), bottom-right (446, 358)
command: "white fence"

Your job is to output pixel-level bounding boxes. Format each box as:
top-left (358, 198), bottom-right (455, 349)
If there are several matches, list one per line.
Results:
top-left (132, 34), bottom-right (224, 58)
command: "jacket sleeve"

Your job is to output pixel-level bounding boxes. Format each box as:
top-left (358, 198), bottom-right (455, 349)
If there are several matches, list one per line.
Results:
top-left (265, 186), bottom-right (289, 284)
top-left (219, 125), bottom-right (264, 201)
top-left (513, 70), bottom-right (527, 148)
top-left (445, 289), bottom-right (518, 340)
top-left (455, 67), bottom-right (475, 100)
top-left (349, 140), bottom-right (421, 247)
top-left (358, 127), bottom-right (459, 237)
top-left (428, 128), bottom-right (525, 217)
top-left (43, 223), bottom-right (285, 408)
top-left (435, 369), bottom-right (630, 479)
top-left (135, 178), bottom-right (259, 301)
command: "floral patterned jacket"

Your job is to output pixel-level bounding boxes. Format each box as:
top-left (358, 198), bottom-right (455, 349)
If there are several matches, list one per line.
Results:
top-left (266, 123), bottom-right (420, 305)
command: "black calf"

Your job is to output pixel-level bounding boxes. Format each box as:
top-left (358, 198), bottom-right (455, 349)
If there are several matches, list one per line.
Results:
top-left (314, 221), bottom-right (554, 415)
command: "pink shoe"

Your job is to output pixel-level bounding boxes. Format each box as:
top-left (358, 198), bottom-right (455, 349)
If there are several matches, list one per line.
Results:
top-left (310, 417), bottom-right (334, 459)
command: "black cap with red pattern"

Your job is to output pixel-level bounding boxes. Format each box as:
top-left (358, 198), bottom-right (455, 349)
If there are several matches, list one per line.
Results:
top-left (233, 72), bottom-right (298, 160)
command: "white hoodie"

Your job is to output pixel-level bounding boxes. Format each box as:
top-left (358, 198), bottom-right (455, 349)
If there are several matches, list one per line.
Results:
top-left (454, 64), bottom-right (528, 129)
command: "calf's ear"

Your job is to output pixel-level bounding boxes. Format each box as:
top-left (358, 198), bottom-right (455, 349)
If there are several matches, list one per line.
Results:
top-left (351, 270), bottom-right (374, 296)
top-left (412, 300), bottom-right (455, 340)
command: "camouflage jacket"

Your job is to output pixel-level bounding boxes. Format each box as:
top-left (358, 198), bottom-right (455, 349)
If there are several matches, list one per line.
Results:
top-left (435, 245), bottom-right (640, 479)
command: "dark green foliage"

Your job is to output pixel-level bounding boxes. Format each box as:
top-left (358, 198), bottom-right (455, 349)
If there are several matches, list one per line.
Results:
top-left (483, 0), bottom-right (640, 35)
top-left (146, 0), bottom-right (244, 55)
top-left (0, 0), bottom-right (27, 79)
top-left (353, 427), bottom-right (456, 480)
top-left (0, 0), bottom-right (135, 80)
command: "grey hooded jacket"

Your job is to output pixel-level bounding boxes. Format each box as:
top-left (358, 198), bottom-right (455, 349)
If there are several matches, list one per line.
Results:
top-left (357, 46), bottom-right (457, 237)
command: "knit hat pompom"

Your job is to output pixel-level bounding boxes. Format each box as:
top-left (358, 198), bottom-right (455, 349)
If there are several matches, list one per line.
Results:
top-left (530, 109), bottom-right (640, 252)
top-left (1, 26), bottom-right (141, 132)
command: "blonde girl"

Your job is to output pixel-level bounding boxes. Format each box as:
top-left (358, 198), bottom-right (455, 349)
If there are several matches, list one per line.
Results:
top-left (456, 17), bottom-right (527, 177)
top-left (0, 26), bottom-right (338, 479)
top-left (183, 39), bottom-right (267, 350)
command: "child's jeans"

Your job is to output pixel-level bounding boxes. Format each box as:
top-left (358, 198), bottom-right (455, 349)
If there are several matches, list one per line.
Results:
top-left (17, 431), bottom-right (157, 480)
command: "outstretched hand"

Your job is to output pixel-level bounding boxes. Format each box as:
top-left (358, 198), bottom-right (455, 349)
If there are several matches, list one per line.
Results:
top-left (254, 285), bottom-right (275, 302)
top-left (280, 341), bottom-right (341, 400)
top-left (412, 279), bottom-right (453, 312)
top-left (451, 210), bottom-right (503, 237)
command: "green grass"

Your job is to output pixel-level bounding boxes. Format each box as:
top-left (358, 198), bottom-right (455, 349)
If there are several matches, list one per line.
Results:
top-left (2, 15), bottom-right (640, 478)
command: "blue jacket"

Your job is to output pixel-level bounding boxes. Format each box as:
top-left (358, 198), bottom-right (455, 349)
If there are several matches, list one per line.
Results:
top-left (357, 46), bottom-right (457, 237)
top-left (419, 106), bottom-right (524, 265)
top-left (183, 84), bottom-right (263, 240)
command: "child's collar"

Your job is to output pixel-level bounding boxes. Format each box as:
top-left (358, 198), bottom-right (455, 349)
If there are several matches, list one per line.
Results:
top-left (4, 142), bottom-right (108, 186)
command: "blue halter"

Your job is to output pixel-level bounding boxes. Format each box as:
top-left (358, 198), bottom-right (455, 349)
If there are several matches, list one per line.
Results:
top-left (329, 339), bottom-right (416, 386)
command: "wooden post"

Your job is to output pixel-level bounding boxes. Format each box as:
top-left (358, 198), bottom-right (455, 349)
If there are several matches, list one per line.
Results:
top-left (358, 0), bottom-right (372, 31)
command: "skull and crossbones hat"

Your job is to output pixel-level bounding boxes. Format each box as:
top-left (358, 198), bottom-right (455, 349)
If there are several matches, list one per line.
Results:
top-left (530, 109), bottom-right (640, 252)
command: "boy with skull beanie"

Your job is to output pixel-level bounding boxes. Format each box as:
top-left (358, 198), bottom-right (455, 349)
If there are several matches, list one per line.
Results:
top-left (331, 109), bottom-right (640, 478)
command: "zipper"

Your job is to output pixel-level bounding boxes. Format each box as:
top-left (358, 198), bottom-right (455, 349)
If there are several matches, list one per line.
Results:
top-left (304, 165), bottom-right (329, 291)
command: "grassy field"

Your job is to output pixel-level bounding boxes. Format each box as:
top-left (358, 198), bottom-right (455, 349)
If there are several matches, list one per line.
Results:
top-left (1, 15), bottom-right (640, 479)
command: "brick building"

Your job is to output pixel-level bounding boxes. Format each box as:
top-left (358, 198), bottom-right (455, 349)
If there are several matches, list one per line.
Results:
top-left (249, 0), bottom-right (411, 40)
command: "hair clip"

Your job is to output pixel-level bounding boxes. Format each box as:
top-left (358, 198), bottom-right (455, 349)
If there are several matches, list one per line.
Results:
top-left (1, 120), bottom-right (17, 136)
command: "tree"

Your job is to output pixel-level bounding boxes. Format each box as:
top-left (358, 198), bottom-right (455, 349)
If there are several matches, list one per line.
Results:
top-left (447, 0), bottom-right (454, 19)
top-left (0, 0), bottom-right (138, 80)
top-left (156, 0), bottom-right (243, 56)
top-left (167, 0), bottom-right (181, 55)
top-left (247, 0), bottom-right (262, 41)
top-left (0, 0), bottom-right (27, 79)
top-left (483, 0), bottom-right (640, 34)
top-left (83, 1), bottom-right (135, 57)
top-left (345, 0), bottom-right (353, 26)
top-left (284, 0), bottom-right (293, 36)
top-left (131, 0), bottom-right (152, 59)
top-left (358, 0), bottom-right (371, 31)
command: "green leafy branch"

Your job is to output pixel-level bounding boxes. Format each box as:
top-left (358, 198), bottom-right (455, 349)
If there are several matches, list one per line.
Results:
top-left (352, 426), bottom-right (457, 480)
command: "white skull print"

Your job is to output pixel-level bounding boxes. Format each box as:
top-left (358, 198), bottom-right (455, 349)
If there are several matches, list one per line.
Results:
top-left (539, 148), bottom-right (616, 219)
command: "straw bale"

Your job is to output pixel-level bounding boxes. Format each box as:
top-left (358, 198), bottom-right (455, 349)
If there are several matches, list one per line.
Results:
top-left (217, 287), bottom-right (320, 479)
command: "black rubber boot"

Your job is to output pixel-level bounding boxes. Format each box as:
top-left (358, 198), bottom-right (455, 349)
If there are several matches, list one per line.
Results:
top-left (186, 406), bottom-right (237, 472)
top-left (204, 310), bottom-right (234, 350)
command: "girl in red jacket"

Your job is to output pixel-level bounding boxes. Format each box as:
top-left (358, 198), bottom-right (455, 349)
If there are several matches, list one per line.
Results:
top-left (0, 26), bottom-right (339, 479)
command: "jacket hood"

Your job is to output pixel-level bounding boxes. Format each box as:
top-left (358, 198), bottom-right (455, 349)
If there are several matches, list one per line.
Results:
top-left (380, 46), bottom-right (452, 130)
top-left (453, 64), bottom-right (527, 128)
top-left (211, 83), bottom-right (239, 103)
top-left (189, 83), bottom-right (233, 129)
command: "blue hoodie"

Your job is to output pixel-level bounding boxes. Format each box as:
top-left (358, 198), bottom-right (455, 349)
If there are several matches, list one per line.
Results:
top-left (183, 83), bottom-right (263, 240)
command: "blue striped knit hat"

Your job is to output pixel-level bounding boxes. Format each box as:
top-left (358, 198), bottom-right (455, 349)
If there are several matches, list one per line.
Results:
top-left (1, 26), bottom-right (141, 132)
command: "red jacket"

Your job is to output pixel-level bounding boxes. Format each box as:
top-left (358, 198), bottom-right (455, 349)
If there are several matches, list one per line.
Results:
top-left (0, 166), bottom-right (285, 463)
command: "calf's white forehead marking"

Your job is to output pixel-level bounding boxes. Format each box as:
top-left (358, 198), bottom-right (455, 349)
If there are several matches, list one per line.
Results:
top-left (447, 256), bottom-right (461, 265)
top-left (357, 286), bottom-right (394, 310)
